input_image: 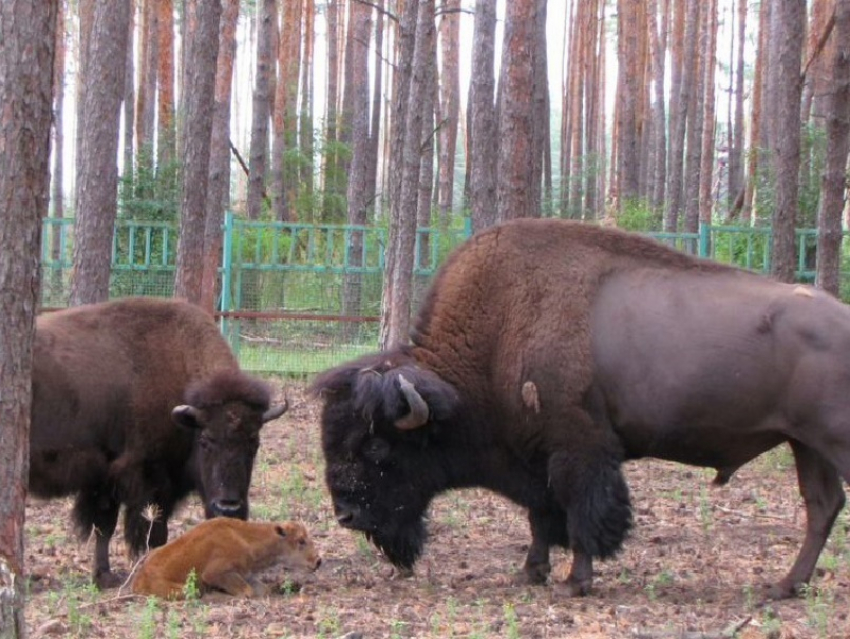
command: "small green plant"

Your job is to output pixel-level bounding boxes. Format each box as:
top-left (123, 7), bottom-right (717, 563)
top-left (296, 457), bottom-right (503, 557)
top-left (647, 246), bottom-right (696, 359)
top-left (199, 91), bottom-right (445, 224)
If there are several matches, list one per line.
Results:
top-left (503, 602), bottom-right (520, 639)
top-left (182, 568), bottom-right (201, 601)
top-left (137, 596), bottom-right (160, 639)
top-left (389, 618), bottom-right (408, 639)
top-left (315, 607), bottom-right (341, 638)
top-left (699, 487), bottom-right (713, 532)
top-left (760, 606), bottom-right (783, 638)
top-left (801, 583), bottom-right (834, 638)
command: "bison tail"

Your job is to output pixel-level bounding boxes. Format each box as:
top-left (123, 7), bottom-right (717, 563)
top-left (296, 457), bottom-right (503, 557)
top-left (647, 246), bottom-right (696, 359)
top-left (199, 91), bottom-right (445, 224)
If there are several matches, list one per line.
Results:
top-left (550, 452), bottom-right (632, 560)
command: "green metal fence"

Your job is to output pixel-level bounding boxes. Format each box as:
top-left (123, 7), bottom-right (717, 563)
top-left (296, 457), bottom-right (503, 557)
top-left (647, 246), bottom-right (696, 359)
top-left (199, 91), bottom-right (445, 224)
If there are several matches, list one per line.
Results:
top-left (39, 216), bottom-right (850, 375)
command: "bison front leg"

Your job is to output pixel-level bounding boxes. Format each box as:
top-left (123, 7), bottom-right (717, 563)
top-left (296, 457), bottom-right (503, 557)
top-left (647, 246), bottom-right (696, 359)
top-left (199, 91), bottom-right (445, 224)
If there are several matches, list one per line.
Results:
top-left (769, 441), bottom-right (845, 599)
top-left (546, 443), bottom-right (632, 596)
top-left (523, 506), bottom-right (569, 584)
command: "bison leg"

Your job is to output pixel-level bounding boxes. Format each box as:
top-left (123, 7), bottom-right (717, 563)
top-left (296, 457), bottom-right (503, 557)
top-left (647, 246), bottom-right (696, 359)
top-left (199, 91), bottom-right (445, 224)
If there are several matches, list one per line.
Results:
top-left (546, 443), bottom-right (632, 596)
top-left (768, 441), bottom-right (845, 599)
top-left (523, 505), bottom-right (569, 584)
top-left (71, 488), bottom-right (121, 588)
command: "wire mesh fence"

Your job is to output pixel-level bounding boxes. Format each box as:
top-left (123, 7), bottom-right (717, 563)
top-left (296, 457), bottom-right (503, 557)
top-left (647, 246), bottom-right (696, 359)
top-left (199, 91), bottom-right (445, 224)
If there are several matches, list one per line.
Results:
top-left (40, 215), bottom-right (850, 375)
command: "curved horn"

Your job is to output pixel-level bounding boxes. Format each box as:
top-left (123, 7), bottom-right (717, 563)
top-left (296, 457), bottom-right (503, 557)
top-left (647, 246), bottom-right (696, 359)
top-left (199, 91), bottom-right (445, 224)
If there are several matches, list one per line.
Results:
top-left (394, 374), bottom-right (430, 430)
top-left (262, 398), bottom-right (289, 423)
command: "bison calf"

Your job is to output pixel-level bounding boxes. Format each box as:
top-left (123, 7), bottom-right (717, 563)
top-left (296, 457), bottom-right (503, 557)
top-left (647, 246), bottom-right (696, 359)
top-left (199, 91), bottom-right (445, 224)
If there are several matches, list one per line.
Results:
top-left (30, 297), bottom-right (288, 588)
top-left (132, 518), bottom-right (321, 599)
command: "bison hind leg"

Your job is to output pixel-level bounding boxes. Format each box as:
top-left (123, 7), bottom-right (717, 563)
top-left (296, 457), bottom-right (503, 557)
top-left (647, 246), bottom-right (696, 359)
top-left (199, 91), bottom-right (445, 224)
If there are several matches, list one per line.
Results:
top-left (71, 486), bottom-right (121, 586)
top-left (548, 451), bottom-right (632, 559)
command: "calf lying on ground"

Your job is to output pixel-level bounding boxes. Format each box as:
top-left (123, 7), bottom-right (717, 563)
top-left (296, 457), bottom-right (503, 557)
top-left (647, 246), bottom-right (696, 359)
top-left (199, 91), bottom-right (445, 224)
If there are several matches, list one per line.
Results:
top-left (132, 518), bottom-right (321, 599)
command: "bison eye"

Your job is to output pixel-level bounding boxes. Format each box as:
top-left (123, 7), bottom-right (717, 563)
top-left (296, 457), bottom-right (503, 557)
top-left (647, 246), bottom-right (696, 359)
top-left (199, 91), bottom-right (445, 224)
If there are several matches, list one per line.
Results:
top-left (362, 437), bottom-right (390, 463)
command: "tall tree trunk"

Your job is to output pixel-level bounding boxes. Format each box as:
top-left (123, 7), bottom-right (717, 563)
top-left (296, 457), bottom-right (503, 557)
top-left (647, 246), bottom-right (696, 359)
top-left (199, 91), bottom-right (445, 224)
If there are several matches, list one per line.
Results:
top-left (366, 0), bottom-right (385, 215)
top-left (816, 0), bottom-right (850, 296)
top-left (0, 3), bottom-right (56, 635)
top-left (770, 0), bottom-right (805, 283)
top-left (50, 0), bottom-right (67, 302)
top-left (469, 0), bottom-right (497, 232)
top-left (174, 0), bottom-right (221, 303)
top-left (801, 0), bottom-right (836, 124)
top-left (664, 0), bottom-right (697, 232)
top-left (342, 0), bottom-right (372, 323)
top-left (123, 3), bottom-right (135, 181)
top-left (201, 0), bottom-right (240, 315)
top-left (649, 0), bottom-right (668, 210)
top-left (380, 0), bottom-right (434, 350)
top-left (272, 0), bottom-right (301, 221)
top-left (698, 0), bottom-right (717, 226)
top-left (566, 0), bottom-right (585, 218)
top-left (497, 0), bottom-right (537, 221)
top-left (299, 0), bottom-right (315, 211)
top-left (137, 0), bottom-right (158, 167)
top-left (584, 0), bottom-right (605, 219)
top-left (727, 0), bottom-right (746, 215)
top-left (70, 0), bottom-right (131, 306)
top-left (617, 0), bottom-right (641, 203)
top-left (742, 0), bottom-right (770, 222)
top-left (530, 0), bottom-right (549, 217)
top-left (247, 0), bottom-right (275, 220)
top-left (157, 0), bottom-right (176, 170)
top-left (683, 0), bottom-right (704, 233)
top-left (322, 0), bottom-right (342, 221)
top-left (437, 0), bottom-right (460, 225)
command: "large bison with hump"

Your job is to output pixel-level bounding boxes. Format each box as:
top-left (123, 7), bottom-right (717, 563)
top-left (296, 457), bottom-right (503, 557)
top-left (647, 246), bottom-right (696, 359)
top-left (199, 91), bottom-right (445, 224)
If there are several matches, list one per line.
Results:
top-left (31, 297), bottom-right (287, 587)
top-left (313, 218), bottom-right (850, 599)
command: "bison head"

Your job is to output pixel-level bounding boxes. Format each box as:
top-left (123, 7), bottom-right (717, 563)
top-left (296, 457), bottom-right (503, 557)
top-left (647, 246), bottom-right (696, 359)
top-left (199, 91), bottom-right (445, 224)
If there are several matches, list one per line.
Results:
top-left (311, 351), bottom-right (460, 570)
top-left (172, 370), bottom-right (288, 519)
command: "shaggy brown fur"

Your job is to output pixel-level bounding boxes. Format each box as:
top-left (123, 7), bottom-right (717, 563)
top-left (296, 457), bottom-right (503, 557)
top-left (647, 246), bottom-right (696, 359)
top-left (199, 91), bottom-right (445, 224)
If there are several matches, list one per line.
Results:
top-left (132, 519), bottom-right (320, 599)
top-left (30, 297), bottom-right (288, 588)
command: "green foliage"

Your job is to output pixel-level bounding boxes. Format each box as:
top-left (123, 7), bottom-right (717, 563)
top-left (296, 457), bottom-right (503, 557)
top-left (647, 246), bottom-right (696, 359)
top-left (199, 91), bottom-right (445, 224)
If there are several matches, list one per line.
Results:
top-left (119, 145), bottom-right (181, 223)
top-left (617, 197), bottom-right (662, 232)
top-left (798, 123), bottom-right (828, 229)
top-left (182, 568), bottom-right (202, 601)
top-left (709, 226), bottom-right (771, 272)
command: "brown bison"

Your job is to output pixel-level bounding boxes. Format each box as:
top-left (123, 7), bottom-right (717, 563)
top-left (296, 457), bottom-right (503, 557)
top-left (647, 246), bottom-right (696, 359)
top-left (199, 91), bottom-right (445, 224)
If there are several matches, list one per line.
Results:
top-left (131, 518), bottom-right (321, 599)
top-left (30, 297), bottom-right (288, 587)
top-left (312, 218), bottom-right (850, 599)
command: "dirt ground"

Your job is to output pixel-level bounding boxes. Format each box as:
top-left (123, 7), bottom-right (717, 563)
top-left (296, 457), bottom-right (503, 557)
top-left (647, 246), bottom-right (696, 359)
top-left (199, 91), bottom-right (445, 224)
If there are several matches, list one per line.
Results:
top-left (24, 383), bottom-right (850, 639)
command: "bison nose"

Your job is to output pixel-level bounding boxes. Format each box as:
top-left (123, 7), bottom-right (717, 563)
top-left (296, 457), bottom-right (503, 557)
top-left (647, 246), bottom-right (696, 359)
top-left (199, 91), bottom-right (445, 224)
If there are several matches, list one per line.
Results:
top-left (211, 499), bottom-right (245, 516)
top-left (333, 499), bottom-right (360, 527)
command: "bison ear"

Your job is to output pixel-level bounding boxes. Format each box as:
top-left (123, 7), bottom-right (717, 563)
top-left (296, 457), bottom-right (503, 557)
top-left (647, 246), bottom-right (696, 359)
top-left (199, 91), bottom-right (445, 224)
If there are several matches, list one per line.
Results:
top-left (172, 405), bottom-right (203, 429)
top-left (262, 399), bottom-right (289, 423)
top-left (275, 525), bottom-right (287, 537)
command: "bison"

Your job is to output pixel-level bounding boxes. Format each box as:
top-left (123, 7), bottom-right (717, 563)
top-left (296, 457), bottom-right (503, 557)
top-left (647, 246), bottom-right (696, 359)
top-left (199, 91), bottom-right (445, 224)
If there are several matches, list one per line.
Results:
top-left (30, 297), bottom-right (287, 587)
top-left (312, 218), bottom-right (850, 599)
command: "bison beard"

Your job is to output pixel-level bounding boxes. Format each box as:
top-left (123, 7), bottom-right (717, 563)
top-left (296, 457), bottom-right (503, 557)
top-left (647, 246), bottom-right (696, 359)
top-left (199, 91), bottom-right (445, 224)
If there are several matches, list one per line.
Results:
top-left (366, 519), bottom-right (428, 570)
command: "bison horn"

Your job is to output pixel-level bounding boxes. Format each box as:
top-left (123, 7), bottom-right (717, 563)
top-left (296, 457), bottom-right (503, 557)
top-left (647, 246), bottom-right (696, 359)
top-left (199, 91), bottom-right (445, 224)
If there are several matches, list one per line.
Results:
top-left (394, 374), bottom-right (429, 430)
top-left (262, 399), bottom-right (289, 423)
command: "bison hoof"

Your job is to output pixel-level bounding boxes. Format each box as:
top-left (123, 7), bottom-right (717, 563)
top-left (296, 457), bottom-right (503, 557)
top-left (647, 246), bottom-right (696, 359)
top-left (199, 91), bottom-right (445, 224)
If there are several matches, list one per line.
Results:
top-left (521, 563), bottom-right (551, 585)
top-left (553, 576), bottom-right (591, 597)
top-left (94, 570), bottom-right (127, 590)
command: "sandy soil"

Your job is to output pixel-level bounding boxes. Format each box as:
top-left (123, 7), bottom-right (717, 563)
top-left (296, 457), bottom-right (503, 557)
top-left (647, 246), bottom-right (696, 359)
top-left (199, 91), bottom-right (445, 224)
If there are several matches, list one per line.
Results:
top-left (24, 384), bottom-right (850, 638)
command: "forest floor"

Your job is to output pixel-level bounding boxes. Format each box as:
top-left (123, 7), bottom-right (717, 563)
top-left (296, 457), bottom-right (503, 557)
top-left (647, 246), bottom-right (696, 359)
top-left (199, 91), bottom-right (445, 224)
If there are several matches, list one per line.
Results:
top-left (23, 383), bottom-right (850, 639)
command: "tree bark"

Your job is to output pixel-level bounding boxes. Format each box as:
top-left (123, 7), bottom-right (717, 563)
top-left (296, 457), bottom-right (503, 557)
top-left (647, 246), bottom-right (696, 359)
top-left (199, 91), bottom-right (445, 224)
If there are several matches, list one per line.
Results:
top-left (70, 0), bottom-right (131, 306)
top-left (174, 0), bottom-right (221, 304)
top-left (698, 0), bottom-right (717, 226)
top-left (683, 0), bottom-right (705, 233)
top-left (122, 3), bottom-right (135, 180)
top-left (342, 0), bottom-right (372, 322)
top-left (727, 0), bottom-right (746, 215)
top-left (157, 0), bottom-right (176, 169)
top-left (497, 0), bottom-right (538, 221)
top-left (664, 0), bottom-right (697, 232)
top-left (648, 0), bottom-right (668, 210)
top-left (437, 0), bottom-right (460, 225)
top-left (0, 2), bottom-right (56, 635)
top-left (50, 0), bottom-right (67, 302)
top-left (137, 0), bottom-right (158, 165)
top-left (201, 0), bottom-right (240, 315)
top-left (322, 0), bottom-right (343, 221)
top-left (816, 0), bottom-right (850, 296)
top-left (770, 0), bottom-right (805, 283)
top-left (247, 0), bottom-right (275, 220)
top-left (380, 0), bottom-right (434, 350)
top-left (618, 0), bottom-right (641, 203)
top-left (469, 0), bottom-right (497, 232)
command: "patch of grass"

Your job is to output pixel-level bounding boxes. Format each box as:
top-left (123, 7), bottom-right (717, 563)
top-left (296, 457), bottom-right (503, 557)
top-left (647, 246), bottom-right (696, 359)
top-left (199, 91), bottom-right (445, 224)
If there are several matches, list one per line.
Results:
top-left (801, 583), bottom-right (835, 638)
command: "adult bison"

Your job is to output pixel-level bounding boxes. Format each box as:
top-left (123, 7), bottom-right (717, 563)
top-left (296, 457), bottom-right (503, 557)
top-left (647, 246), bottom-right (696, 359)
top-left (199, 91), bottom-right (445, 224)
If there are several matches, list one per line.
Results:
top-left (312, 218), bottom-right (850, 599)
top-left (31, 297), bottom-right (287, 587)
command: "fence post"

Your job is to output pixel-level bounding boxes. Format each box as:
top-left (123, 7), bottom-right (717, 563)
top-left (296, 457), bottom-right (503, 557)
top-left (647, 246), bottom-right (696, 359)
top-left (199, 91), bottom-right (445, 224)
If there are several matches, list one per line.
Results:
top-left (220, 211), bottom-right (240, 357)
top-left (698, 223), bottom-right (710, 259)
